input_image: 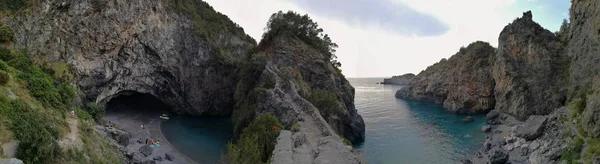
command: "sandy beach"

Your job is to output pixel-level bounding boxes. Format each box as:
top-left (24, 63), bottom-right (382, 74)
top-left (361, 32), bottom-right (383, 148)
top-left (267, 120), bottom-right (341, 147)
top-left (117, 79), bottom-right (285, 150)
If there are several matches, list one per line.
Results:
top-left (104, 109), bottom-right (197, 164)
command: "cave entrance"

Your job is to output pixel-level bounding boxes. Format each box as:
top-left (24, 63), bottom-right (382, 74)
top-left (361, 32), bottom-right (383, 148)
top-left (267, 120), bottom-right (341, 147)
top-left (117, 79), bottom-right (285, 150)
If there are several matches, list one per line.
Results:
top-left (104, 91), bottom-right (172, 133)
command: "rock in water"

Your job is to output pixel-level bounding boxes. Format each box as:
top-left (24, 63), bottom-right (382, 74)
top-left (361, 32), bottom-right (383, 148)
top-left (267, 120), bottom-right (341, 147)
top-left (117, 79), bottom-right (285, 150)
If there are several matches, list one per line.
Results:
top-left (139, 145), bottom-right (152, 157)
top-left (492, 11), bottom-right (568, 120)
top-left (463, 116), bottom-right (474, 123)
top-left (381, 73), bottom-right (415, 85)
top-left (395, 41), bottom-right (496, 114)
top-left (165, 153), bottom-right (174, 161)
top-left (515, 115), bottom-right (547, 140)
top-left (489, 148), bottom-right (509, 164)
top-left (481, 125), bottom-right (491, 133)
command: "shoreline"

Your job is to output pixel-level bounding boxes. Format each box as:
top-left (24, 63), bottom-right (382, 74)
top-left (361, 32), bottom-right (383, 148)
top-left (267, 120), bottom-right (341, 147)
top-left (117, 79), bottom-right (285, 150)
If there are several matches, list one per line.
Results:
top-left (104, 110), bottom-right (196, 164)
top-left (156, 118), bottom-right (199, 164)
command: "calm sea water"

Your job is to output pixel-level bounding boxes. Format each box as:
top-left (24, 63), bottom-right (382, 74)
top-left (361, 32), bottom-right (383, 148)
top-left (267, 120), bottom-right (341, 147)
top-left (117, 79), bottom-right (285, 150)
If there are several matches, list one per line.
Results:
top-left (349, 78), bottom-right (486, 164)
top-left (161, 78), bottom-right (486, 164)
top-left (160, 115), bottom-right (233, 163)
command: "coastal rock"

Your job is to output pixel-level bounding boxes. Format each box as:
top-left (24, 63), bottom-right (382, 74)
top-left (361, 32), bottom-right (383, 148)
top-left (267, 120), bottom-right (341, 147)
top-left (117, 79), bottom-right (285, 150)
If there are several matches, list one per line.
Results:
top-left (482, 125), bottom-right (491, 133)
top-left (492, 11), bottom-right (568, 120)
top-left (489, 148), bottom-right (509, 164)
top-left (139, 145), bottom-right (152, 157)
top-left (3, 0), bottom-right (255, 116)
top-left (165, 153), bottom-right (174, 161)
top-left (395, 41), bottom-right (496, 114)
top-left (106, 128), bottom-right (131, 146)
top-left (152, 156), bottom-right (162, 161)
top-left (515, 115), bottom-right (547, 140)
top-left (0, 158), bottom-right (23, 164)
top-left (381, 73), bottom-right (415, 85)
top-left (486, 110), bottom-right (501, 125)
top-left (463, 116), bottom-right (474, 123)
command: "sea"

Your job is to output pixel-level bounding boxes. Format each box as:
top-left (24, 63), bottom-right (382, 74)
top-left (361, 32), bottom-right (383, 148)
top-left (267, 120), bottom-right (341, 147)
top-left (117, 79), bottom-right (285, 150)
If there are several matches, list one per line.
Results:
top-left (160, 78), bottom-right (486, 164)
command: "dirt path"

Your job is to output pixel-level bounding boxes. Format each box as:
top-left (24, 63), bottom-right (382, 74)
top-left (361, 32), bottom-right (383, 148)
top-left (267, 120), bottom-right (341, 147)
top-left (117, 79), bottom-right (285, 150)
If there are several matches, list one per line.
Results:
top-left (58, 119), bottom-right (83, 149)
top-left (1, 140), bottom-right (18, 157)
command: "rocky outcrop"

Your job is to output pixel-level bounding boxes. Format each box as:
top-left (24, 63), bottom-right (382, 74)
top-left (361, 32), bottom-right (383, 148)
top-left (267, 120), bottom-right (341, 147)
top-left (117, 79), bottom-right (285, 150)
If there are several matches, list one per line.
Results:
top-left (381, 73), bottom-right (414, 85)
top-left (237, 37), bottom-right (364, 163)
top-left (492, 11), bottom-right (568, 120)
top-left (396, 41), bottom-right (496, 114)
top-left (3, 0), bottom-right (255, 116)
top-left (471, 107), bottom-right (567, 164)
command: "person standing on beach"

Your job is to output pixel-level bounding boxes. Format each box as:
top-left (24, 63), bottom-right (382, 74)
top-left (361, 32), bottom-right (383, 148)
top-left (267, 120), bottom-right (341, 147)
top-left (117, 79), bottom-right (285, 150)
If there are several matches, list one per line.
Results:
top-left (141, 124), bottom-right (145, 129)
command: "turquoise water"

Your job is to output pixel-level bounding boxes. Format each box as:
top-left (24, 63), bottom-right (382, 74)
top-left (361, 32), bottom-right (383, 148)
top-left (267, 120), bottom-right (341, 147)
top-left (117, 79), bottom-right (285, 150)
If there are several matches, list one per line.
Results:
top-left (160, 78), bottom-right (486, 164)
top-left (349, 78), bottom-right (486, 164)
top-left (160, 115), bottom-right (233, 163)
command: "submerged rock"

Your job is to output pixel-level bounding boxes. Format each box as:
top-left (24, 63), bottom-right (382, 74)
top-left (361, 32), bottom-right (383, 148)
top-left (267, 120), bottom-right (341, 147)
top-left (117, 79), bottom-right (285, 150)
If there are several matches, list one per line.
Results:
top-left (463, 116), bottom-right (474, 123)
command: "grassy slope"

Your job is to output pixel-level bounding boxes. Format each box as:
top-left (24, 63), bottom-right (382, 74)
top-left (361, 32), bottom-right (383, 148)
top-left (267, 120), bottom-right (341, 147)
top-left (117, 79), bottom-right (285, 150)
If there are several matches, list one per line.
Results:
top-left (0, 22), bottom-right (122, 163)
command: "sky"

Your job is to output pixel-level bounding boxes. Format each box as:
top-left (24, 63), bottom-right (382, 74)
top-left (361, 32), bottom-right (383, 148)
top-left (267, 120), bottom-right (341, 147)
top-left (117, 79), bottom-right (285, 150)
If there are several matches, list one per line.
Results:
top-left (204, 0), bottom-right (570, 78)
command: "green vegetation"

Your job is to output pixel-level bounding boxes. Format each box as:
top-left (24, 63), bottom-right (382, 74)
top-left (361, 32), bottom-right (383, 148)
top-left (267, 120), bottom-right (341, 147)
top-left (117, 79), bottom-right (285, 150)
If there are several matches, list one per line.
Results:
top-left (85, 103), bottom-right (105, 123)
top-left (0, 70), bottom-right (9, 85)
top-left (569, 95), bottom-right (587, 118)
top-left (260, 11), bottom-right (341, 68)
top-left (291, 123), bottom-right (300, 132)
top-left (232, 53), bottom-right (268, 136)
top-left (0, 0), bottom-right (27, 12)
top-left (225, 114), bottom-right (283, 164)
top-left (167, 0), bottom-right (255, 63)
top-left (0, 25), bottom-right (121, 163)
top-left (307, 88), bottom-right (341, 111)
top-left (0, 24), bottom-right (14, 43)
top-left (584, 138), bottom-right (600, 164)
top-left (342, 137), bottom-right (352, 146)
top-left (562, 136), bottom-right (584, 164)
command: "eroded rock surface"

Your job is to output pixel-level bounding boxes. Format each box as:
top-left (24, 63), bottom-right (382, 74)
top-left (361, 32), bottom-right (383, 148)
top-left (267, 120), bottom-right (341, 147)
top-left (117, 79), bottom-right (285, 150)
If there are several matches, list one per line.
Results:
top-left (381, 73), bottom-right (414, 85)
top-left (4, 0), bottom-right (255, 115)
top-left (396, 41), bottom-right (496, 114)
top-left (492, 11), bottom-right (568, 120)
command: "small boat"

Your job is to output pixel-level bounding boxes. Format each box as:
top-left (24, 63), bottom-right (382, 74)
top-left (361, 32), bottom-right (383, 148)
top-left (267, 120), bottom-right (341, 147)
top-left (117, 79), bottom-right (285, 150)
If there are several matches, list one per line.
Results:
top-left (160, 114), bottom-right (169, 120)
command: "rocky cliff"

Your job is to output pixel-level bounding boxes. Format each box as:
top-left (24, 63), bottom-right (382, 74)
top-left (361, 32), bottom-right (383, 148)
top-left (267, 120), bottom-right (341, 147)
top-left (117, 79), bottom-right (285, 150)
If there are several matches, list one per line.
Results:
top-left (396, 41), bottom-right (496, 114)
top-left (381, 73), bottom-right (414, 85)
top-left (492, 11), bottom-right (568, 120)
top-left (4, 0), bottom-right (255, 116)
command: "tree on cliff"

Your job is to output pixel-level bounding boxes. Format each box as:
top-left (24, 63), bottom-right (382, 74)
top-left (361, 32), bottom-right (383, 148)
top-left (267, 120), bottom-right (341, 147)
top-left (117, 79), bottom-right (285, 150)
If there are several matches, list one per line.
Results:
top-left (260, 11), bottom-right (341, 68)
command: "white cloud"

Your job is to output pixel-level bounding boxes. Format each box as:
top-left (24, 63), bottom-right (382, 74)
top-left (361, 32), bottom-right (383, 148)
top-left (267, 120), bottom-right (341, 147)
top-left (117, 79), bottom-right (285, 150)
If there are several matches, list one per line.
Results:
top-left (204, 0), bottom-right (525, 77)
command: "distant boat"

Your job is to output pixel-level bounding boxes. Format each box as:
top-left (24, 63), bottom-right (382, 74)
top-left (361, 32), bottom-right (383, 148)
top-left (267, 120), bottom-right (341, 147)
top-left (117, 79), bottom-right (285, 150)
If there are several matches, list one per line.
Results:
top-left (160, 114), bottom-right (169, 120)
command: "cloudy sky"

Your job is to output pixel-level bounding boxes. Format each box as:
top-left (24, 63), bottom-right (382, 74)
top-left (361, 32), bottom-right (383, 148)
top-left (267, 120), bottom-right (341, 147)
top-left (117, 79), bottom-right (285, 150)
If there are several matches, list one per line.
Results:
top-left (204, 0), bottom-right (570, 78)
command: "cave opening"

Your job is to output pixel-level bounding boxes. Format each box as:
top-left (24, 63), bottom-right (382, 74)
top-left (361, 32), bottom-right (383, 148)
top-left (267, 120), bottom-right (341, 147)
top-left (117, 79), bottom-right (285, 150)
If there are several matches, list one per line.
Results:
top-left (103, 91), bottom-right (234, 163)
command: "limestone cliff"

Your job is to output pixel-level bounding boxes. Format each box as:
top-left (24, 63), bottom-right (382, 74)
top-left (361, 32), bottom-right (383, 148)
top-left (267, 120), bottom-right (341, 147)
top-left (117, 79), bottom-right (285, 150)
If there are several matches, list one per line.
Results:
top-left (396, 41), bottom-right (496, 114)
top-left (492, 11), bottom-right (568, 120)
top-left (4, 0), bottom-right (255, 116)
top-left (381, 73), bottom-right (414, 85)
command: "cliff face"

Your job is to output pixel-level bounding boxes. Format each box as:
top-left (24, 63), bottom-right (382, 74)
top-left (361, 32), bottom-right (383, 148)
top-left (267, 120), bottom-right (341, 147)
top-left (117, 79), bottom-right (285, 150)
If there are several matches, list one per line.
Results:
top-left (4, 0), bottom-right (255, 115)
top-left (396, 41), bottom-right (496, 114)
top-left (248, 38), bottom-right (362, 163)
top-left (381, 73), bottom-right (414, 85)
top-left (569, 0), bottom-right (600, 138)
top-left (492, 11), bottom-right (568, 120)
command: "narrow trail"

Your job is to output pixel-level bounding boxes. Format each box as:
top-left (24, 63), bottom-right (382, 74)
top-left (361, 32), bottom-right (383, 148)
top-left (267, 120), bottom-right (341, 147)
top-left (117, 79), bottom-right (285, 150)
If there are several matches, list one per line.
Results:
top-left (58, 118), bottom-right (83, 149)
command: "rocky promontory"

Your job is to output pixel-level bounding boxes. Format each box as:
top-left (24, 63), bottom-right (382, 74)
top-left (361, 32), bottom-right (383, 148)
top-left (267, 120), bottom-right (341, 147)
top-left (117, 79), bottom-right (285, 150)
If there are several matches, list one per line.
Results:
top-left (396, 41), bottom-right (496, 114)
top-left (380, 73), bottom-right (414, 85)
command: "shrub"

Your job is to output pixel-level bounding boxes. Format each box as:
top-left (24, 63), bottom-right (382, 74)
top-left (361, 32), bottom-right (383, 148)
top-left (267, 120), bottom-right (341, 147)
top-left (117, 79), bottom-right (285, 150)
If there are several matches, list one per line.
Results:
top-left (307, 88), bottom-right (340, 111)
top-left (0, 98), bottom-right (63, 163)
top-left (0, 70), bottom-right (9, 85)
top-left (86, 103), bottom-right (105, 123)
top-left (225, 114), bottom-right (282, 163)
top-left (0, 0), bottom-right (27, 11)
top-left (562, 136), bottom-right (584, 164)
top-left (260, 11), bottom-right (340, 68)
top-left (0, 25), bottom-right (14, 43)
top-left (290, 123), bottom-right (300, 132)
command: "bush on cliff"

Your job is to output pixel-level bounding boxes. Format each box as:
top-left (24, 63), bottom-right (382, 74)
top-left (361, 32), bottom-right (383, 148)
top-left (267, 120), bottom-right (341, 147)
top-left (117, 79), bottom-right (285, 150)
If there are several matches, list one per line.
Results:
top-left (225, 114), bottom-right (283, 163)
top-left (0, 70), bottom-right (9, 85)
top-left (0, 0), bottom-right (27, 11)
top-left (307, 88), bottom-right (341, 111)
top-left (260, 11), bottom-right (341, 68)
top-left (0, 24), bottom-right (14, 43)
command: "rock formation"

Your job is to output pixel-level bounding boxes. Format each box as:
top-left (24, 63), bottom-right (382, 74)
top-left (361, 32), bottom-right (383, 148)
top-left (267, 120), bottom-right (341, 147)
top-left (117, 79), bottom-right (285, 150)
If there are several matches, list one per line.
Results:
top-left (4, 0), bottom-right (255, 116)
top-left (1, 0), bottom-right (365, 162)
top-left (381, 73), bottom-right (414, 85)
top-left (396, 41), bottom-right (496, 114)
top-left (492, 11), bottom-right (568, 120)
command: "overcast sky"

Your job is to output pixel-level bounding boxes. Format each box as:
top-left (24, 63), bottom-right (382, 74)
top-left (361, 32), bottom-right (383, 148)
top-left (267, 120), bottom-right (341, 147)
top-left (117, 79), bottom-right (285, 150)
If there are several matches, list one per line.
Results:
top-left (204, 0), bottom-right (570, 78)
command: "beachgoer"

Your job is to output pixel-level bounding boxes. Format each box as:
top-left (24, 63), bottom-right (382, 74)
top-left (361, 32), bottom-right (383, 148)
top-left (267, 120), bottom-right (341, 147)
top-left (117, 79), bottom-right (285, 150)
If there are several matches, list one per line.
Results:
top-left (141, 124), bottom-right (145, 129)
top-left (69, 110), bottom-right (75, 117)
